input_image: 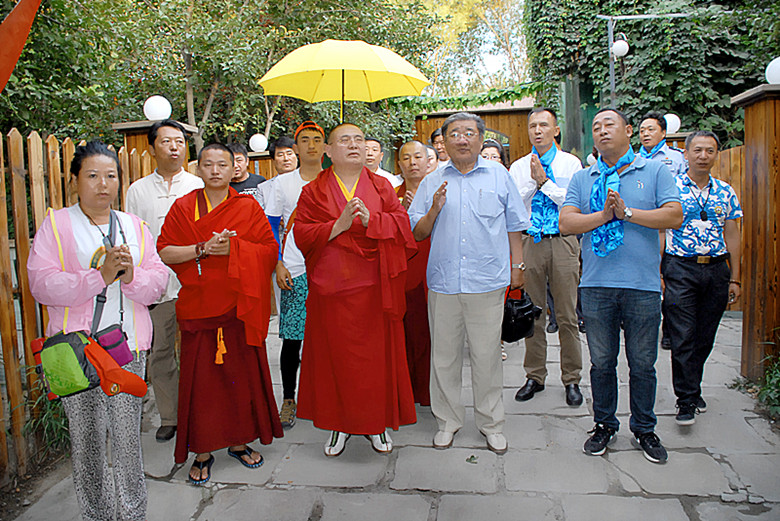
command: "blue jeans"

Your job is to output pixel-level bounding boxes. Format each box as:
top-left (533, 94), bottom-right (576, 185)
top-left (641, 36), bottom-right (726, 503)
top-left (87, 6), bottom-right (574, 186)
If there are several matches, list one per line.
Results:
top-left (581, 287), bottom-right (661, 434)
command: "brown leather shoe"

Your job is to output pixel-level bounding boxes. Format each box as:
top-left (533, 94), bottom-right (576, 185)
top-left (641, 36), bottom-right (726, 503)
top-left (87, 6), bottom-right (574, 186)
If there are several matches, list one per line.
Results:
top-left (156, 425), bottom-right (177, 442)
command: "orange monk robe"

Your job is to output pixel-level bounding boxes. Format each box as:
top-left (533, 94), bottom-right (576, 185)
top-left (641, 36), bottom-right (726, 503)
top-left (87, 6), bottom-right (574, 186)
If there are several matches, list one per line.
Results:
top-left (295, 167), bottom-right (417, 434)
top-left (157, 189), bottom-right (283, 463)
top-left (396, 183), bottom-right (432, 406)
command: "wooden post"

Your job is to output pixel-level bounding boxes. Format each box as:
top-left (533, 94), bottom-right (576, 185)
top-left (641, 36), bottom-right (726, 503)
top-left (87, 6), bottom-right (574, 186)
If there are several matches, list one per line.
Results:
top-left (5, 129), bottom-right (31, 475)
top-left (45, 135), bottom-right (63, 210)
top-left (732, 84), bottom-right (780, 379)
top-left (62, 138), bottom-right (75, 206)
top-left (119, 146), bottom-right (130, 211)
top-left (27, 131), bottom-right (47, 231)
top-left (0, 131), bottom-right (16, 482)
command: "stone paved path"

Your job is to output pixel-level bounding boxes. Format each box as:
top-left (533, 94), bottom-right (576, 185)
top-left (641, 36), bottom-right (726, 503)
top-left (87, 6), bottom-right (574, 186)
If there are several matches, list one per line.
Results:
top-left (14, 313), bottom-right (780, 520)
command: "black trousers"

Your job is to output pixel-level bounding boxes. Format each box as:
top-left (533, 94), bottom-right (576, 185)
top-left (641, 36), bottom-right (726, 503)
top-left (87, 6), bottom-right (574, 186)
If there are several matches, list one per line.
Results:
top-left (661, 255), bottom-right (730, 405)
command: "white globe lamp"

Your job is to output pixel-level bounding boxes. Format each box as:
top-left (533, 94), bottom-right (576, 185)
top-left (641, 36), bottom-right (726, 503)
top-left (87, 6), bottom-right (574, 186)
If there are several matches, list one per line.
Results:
top-left (612, 39), bottom-right (629, 58)
top-left (586, 153), bottom-right (597, 166)
top-left (664, 113), bottom-right (681, 135)
top-left (143, 95), bottom-right (172, 121)
top-left (249, 134), bottom-right (268, 153)
top-left (766, 57), bottom-right (780, 85)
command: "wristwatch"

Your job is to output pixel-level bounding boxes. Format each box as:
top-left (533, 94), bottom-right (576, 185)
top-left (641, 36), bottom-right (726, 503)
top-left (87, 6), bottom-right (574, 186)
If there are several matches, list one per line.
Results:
top-left (623, 207), bottom-right (633, 221)
top-left (511, 263), bottom-right (526, 271)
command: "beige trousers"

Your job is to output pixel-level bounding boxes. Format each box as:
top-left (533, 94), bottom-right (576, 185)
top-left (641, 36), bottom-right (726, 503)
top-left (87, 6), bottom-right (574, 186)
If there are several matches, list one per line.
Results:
top-left (148, 299), bottom-right (179, 426)
top-left (521, 234), bottom-right (582, 385)
top-left (428, 288), bottom-right (505, 435)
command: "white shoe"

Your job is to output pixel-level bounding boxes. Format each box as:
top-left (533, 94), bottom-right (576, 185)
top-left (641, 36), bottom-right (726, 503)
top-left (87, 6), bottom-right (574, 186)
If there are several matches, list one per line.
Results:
top-left (324, 431), bottom-right (350, 457)
top-left (366, 431), bottom-right (393, 453)
top-left (433, 430), bottom-right (454, 449)
top-left (485, 432), bottom-right (507, 454)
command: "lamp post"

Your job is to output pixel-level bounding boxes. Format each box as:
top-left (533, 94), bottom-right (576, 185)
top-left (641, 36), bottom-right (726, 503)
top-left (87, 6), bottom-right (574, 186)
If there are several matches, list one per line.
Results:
top-left (597, 13), bottom-right (690, 105)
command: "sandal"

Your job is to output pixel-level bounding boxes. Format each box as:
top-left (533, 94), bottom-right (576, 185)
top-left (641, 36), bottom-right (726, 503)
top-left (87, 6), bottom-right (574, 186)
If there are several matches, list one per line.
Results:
top-left (189, 454), bottom-right (214, 485)
top-left (227, 445), bottom-right (264, 468)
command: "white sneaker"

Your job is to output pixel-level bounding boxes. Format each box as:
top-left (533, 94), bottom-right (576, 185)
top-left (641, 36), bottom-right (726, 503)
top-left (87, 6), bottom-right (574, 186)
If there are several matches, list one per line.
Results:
top-left (433, 430), bottom-right (454, 449)
top-left (485, 432), bottom-right (507, 454)
top-left (324, 431), bottom-right (350, 457)
top-left (366, 431), bottom-right (393, 453)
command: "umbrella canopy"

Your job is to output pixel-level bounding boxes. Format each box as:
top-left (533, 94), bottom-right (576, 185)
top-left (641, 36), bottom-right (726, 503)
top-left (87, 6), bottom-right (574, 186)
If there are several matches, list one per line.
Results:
top-left (259, 39), bottom-right (430, 121)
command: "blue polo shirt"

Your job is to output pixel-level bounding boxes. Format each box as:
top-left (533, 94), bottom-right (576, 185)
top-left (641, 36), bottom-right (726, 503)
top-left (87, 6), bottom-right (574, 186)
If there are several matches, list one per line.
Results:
top-left (563, 156), bottom-right (680, 292)
top-left (408, 156), bottom-right (530, 294)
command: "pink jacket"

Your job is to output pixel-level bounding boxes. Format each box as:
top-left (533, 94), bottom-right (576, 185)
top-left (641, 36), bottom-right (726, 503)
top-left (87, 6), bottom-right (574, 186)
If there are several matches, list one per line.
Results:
top-left (27, 207), bottom-right (169, 350)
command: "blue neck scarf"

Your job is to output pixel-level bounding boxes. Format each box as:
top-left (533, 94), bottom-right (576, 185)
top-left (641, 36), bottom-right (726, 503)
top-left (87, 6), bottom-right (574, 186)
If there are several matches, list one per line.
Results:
top-left (589, 147), bottom-right (635, 257)
top-left (527, 145), bottom-right (559, 242)
top-left (638, 140), bottom-right (664, 159)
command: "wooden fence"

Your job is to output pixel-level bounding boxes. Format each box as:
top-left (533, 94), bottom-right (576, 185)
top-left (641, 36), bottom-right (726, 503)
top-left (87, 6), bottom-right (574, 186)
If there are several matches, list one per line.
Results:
top-left (0, 127), bottom-right (748, 485)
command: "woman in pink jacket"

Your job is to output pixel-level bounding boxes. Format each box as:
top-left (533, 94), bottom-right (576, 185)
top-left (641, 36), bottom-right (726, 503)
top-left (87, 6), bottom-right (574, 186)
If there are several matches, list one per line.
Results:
top-left (28, 141), bottom-right (168, 521)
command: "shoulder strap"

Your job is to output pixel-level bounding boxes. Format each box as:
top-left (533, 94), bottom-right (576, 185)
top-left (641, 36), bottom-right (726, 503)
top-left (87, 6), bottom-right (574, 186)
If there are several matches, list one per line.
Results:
top-left (91, 211), bottom-right (124, 335)
top-left (47, 208), bottom-right (70, 330)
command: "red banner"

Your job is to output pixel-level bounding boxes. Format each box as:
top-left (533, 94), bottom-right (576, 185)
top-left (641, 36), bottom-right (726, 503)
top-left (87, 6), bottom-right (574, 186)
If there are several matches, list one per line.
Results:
top-left (0, 0), bottom-right (43, 93)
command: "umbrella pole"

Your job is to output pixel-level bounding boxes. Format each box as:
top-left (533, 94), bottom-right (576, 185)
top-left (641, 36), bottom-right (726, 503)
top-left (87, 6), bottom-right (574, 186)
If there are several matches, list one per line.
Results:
top-left (340, 69), bottom-right (344, 123)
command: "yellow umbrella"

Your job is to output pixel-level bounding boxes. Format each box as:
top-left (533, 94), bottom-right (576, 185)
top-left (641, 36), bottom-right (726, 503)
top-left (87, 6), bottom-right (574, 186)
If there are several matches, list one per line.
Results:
top-left (259, 39), bottom-right (430, 122)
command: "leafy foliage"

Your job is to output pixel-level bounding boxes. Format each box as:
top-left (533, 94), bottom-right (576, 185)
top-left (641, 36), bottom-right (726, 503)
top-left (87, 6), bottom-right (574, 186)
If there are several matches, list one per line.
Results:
top-left (21, 378), bottom-right (70, 463)
top-left (524, 0), bottom-right (780, 147)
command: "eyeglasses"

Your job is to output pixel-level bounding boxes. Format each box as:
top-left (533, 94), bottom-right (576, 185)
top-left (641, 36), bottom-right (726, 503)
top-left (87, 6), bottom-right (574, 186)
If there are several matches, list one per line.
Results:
top-left (335, 135), bottom-right (365, 146)
top-left (447, 130), bottom-right (479, 140)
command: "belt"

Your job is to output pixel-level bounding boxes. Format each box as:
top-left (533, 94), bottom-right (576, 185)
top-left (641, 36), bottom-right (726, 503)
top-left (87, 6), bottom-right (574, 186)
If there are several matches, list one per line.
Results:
top-left (666, 253), bottom-right (730, 265)
top-left (523, 231), bottom-right (562, 239)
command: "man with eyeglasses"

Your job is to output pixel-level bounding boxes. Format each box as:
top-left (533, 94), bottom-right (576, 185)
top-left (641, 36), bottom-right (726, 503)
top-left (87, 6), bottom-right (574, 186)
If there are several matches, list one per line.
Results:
top-left (408, 112), bottom-right (529, 455)
top-left (293, 123), bottom-right (417, 458)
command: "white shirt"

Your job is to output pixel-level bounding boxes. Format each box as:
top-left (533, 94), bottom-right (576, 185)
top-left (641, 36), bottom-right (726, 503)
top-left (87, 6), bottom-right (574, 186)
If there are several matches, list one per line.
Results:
top-left (509, 149), bottom-right (583, 216)
top-left (255, 175), bottom-right (275, 209)
top-left (125, 168), bottom-right (203, 302)
top-left (70, 205), bottom-right (142, 349)
top-left (265, 169), bottom-right (311, 279)
top-left (374, 167), bottom-right (402, 188)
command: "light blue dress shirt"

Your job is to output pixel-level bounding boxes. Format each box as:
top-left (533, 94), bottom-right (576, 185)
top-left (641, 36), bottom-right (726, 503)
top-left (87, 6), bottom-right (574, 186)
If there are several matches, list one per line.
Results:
top-left (641, 143), bottom-right (687, 177)
top-left (408, 156), bottom-right (530, 295)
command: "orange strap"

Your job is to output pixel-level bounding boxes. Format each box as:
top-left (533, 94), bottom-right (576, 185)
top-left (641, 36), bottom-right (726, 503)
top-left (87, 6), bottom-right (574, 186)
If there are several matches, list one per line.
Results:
top-left (215, 327), bottom-right (226, 364)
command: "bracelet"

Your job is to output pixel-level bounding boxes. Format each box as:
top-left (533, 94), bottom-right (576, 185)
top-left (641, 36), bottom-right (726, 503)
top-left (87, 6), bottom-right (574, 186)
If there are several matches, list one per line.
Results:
top-left (511, 262), bottom-right (526, 271)
top-left (729, 280), bottom-right (741, 287)
top-left (195, 241), bottom-right (207, 260)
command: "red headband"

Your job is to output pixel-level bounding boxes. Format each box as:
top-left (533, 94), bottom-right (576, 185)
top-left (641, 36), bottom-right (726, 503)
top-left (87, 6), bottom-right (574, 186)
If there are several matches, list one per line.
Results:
top-left (294, 120), bottom-right (324, 140)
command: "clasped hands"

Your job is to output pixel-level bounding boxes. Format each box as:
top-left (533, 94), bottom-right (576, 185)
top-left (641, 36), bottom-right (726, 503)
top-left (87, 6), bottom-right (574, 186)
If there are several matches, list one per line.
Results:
top-left (337, 197), bottom-right (370, 229)
top-left (100, 244), bottom-right (133, 285)
top-left (204, 229), bottom-right (236, 256)
top-left (602, 188), bottom-right (629, 222)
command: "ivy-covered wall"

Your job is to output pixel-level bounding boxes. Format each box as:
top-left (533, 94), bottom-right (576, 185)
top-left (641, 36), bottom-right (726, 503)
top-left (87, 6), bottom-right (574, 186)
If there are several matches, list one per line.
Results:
top-left (524, 0), bottom-right (780, 148)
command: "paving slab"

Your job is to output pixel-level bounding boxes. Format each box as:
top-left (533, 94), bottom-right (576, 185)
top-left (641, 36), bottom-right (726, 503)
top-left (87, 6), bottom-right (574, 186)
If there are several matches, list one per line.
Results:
top-left (561, 495), bottom-right (688, 521)
top-left (437, 494), bottom-right (559, 521)
top-left (726, 454), bottom-right (780, 501)
top-left (147, 479), bottom-right (203, 521)
top-left (660, 412), bottom-right (777, 454)
top-left (172, 441), bottom-right (289, 485)
top-left (320, 492), bottom-right (431, 521)
top-left (504, 451), bottom-right (612, 493)
top-left (503, 387), bottom-right (592, 417)
top-left (272, 442), bottom-right (389, 487)
top-left (196, 487), bottom-right (318, 521)
top-left (141, 432), bottom-right (177, 478)
top-left (12, 476), bottom-right (80, 521)
top-left (696, 501), bottom-right (780, 520)
top-left (274, 418), bottom-right (332, 445)
top-left (391, 446), bottom-right (498, 493)
top-left (609, 451), bottom-right (731, 496)
top-left (389, 405), bottom-right (439, 447)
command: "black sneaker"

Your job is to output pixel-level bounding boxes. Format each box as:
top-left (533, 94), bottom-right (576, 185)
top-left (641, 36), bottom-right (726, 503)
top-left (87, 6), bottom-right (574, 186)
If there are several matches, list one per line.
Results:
top-left (696, 397), bottom-right (707, 413)
top-left (661, 337), bottom-right (671, 350)
top-left (675, 402), bottom-right (696, 425)
top-left (583, 424), bottom-right (616, 456)
top-left (633, 432), bottom-right (668, 463)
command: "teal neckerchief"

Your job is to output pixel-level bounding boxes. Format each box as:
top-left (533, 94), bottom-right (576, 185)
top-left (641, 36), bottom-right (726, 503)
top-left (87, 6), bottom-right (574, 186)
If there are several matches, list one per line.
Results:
top-left (638, 140), bottom-right (664, 159)
top-left (527, 145), bottom-right (559, 242)
top-left (589, 147), bottom-right (635, 257)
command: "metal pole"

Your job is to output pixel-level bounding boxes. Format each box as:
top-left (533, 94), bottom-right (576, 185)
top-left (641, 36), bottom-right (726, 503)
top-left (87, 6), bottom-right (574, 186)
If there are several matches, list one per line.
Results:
top-left (608, 17), bottom-right (616, 106)
top-left (340, 69), bottom-right (345, 123)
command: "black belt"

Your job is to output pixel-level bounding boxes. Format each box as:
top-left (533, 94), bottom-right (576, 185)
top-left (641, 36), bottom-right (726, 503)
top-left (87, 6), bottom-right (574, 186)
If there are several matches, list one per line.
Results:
top-left (666, 253), bottom-right (730, 265)
top-left (523, 231), bottom-right (561, 239)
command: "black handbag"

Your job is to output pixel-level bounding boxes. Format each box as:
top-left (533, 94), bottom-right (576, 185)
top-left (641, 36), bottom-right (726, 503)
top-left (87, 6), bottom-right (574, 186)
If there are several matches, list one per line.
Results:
top-left (501, 290), bottom-right (543, 343)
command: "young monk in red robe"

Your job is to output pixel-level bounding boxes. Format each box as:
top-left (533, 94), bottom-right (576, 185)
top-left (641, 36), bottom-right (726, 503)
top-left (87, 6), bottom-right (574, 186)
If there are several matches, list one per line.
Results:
top-left (397, 140), bottom-right (432, 406)
top-left (157, 144), bottom-right (282, 484)
top-left (295, 124), bottom-right (417, 457)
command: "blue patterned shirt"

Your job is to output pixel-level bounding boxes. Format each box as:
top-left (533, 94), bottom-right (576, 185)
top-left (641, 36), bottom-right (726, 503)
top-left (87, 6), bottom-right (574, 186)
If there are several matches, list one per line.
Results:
top-left (665, 173), bottom-right (742, 257)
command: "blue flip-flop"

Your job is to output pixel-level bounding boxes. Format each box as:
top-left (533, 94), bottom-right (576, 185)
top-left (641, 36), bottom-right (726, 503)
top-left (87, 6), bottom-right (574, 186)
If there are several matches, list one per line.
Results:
top-left (189, 454), bottom-right (214, 485)
top-left (227, 446), bottom-right (264, 468)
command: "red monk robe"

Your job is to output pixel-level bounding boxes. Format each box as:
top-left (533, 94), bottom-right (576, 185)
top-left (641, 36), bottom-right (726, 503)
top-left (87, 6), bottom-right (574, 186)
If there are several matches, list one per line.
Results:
top-left (157, 188), bottom-right (283, 464)
top-left (295, 167), bottom-right (417, 434)
top-left (396, 183), bottom-right (432, 406)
